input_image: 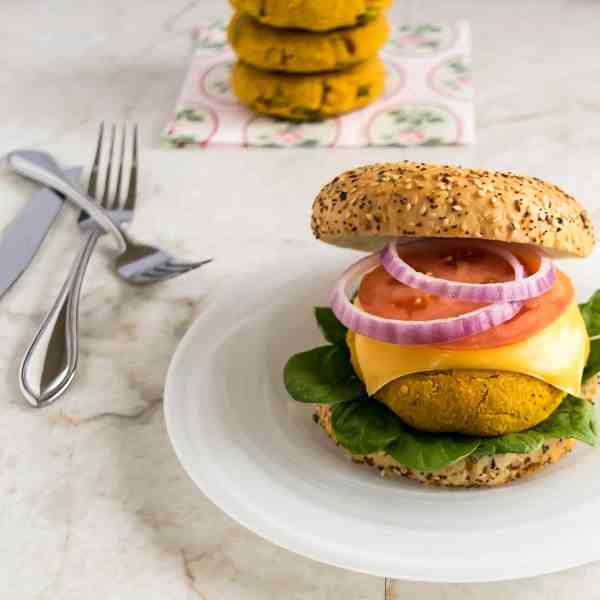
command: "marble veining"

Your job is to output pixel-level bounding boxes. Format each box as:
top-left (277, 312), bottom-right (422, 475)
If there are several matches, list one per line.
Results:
top-left (2, 0), bottom-right (600, 598)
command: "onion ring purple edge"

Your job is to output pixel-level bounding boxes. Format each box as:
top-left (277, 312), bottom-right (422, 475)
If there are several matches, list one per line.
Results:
top-left (380, 239), bottom-right (555, 303)
top-left (330, 252), bottom-right (524, 346)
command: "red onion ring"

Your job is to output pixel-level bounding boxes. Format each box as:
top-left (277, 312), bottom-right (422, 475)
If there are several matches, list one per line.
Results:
top-left (381, 239), bottom-right (555, 303)
top-left (330, 252), bottom-right (524, 346)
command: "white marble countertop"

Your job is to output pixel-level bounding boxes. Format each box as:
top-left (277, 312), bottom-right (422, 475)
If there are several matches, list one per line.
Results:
top-left (2, 0), bottom-right (600, 597)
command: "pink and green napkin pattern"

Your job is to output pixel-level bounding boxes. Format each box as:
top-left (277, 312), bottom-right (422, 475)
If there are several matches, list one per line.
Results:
top-left (164, 19), bottom-right (474, 148)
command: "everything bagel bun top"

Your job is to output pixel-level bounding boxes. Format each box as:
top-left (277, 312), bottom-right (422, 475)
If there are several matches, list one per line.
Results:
top-left (311, 162), bottom-right (595, 257)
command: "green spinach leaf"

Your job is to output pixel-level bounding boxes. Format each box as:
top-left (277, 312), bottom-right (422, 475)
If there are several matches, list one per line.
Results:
top-left (580, 290), bottom-right (600, 337)
top-left (533, 394), bottom-right (596, 446)
top-left (584, 340), bottom-right (600, 381)
top-left (386, 430), bottom-right (481, 472)
top-left (476, 431), bottom-right (546, 456)
top-left (314, 307), bottom-right (347, 347)
top-left (331, 398), bottom-right (406, 454)
top-left (283, 345), bottom-right (365, 405)
top-left (579, 292), bottom-right (600, 379)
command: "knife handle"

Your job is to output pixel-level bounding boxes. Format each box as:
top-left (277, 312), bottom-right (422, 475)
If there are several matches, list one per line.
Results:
top-left (20, 230), bottom-right (100, 407)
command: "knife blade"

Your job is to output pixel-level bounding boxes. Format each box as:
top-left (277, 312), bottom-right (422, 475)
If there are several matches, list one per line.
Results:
top-left (0, 166), bottom-right (82, 298)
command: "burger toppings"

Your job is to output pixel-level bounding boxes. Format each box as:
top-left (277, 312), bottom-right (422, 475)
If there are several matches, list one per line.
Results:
top-left (283, 305), bottom-right (597, 474)
top-left (330, 239), bottom-right (566, 347)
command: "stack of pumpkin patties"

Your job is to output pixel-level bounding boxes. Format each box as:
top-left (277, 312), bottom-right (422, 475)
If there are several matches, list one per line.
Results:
top-left (228, 0), bottom-right (391, 120)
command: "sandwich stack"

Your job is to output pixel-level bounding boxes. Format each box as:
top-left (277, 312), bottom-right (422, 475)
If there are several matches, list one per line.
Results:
top-left (227, 0), bottom-right (391, 120)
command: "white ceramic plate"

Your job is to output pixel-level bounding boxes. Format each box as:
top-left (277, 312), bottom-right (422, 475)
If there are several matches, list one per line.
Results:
top-left (164, 244), bottom-right (600, 582)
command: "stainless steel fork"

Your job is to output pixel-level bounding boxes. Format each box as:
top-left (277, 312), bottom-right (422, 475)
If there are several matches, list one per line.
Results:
top-left (19, 124), bottom-right (136, 407)
top-left (18, 124), bottom-right (210, 407)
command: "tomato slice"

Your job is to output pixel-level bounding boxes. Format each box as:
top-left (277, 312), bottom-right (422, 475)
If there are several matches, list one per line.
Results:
top-left (357, 244), bottom-right (574, 350)
top-left (435, 270), bottom-right (573, 350)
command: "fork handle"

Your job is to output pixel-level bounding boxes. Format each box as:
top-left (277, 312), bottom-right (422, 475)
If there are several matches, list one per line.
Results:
top-left (20, 230), bottom-right (101, 407)
top-left (6, 150), bottom-right (128, 254)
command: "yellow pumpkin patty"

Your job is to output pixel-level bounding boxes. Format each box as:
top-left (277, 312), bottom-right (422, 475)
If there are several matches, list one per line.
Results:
top-left (230, 0), bottom-right (390, 32)
top-left (231, 57), bottom-right (384, 120)
top-left (375, 370), bottom-right (566, 437)
top-left (347, 330), bottom-right (568, 437)
top-left (228, 12), bottom-right (389, 73)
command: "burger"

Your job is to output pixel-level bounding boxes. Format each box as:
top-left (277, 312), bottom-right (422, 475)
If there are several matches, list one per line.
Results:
top-left (284, 161), bottom-right (600, 487)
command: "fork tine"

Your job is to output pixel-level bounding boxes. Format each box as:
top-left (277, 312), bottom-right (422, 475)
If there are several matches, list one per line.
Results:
top-left (126, 258), bottom-right (212, 285)
top-left (152, 260), bottom-right (213, 276)
top-left (153, 265), bottom-right (189, 275)
top-left (133, 269), bottom-right (167, 284)
top-left (114, 124), bottom-right (126, 208)
top-left (101, 124), bottom-right (117, 209)
top-left (145, 270), bottom-right (183, 282)
top-left (123, 123), bottom-right (138, 212)
top-left (87, 123), bottom-right (104, 198)
top-left (146, 267), bottom-right (175, 278)
top-left (167, 259), bottom-right (213, 270)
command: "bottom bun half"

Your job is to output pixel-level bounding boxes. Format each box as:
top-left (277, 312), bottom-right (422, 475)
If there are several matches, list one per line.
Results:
top-left (315, 404), bottom-right (577, 488)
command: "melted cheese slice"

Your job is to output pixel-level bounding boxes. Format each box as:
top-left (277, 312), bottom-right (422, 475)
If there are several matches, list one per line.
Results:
top-left (353, 300), bottom-right (589, 397)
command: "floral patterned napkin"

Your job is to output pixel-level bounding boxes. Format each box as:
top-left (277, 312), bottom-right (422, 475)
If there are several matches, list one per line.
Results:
top-left (163, 19), bottom-right (474, 148)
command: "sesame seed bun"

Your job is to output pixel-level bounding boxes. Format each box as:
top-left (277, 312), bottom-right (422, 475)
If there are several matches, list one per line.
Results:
top-left (314, 404), bottom-right (576, 487)
top-left (312, 162), bottom-right (595, 257)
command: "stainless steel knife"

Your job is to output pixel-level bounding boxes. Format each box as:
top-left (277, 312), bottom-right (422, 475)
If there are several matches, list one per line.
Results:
top-left (0, 166), bottom-right (82, 298)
